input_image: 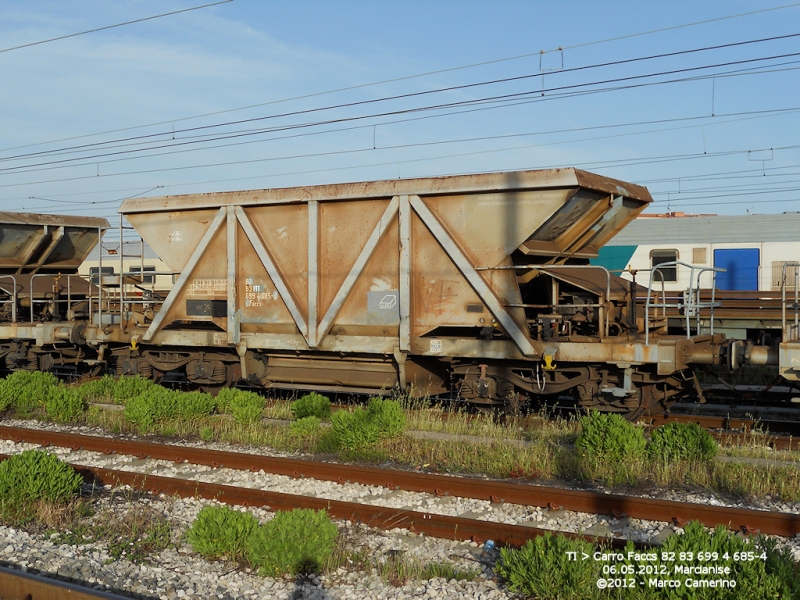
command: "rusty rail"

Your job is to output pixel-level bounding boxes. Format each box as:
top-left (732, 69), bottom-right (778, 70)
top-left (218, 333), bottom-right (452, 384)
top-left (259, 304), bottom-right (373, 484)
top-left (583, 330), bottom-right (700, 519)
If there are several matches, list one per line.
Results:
top-left (0, 426), bottom-right (798, 538)
top-left (646, 414), bottom-right (800, 450)
top-left (0, 564), bottom-right (130, 600)
top-left (66, 461), bottom-right (600, 549)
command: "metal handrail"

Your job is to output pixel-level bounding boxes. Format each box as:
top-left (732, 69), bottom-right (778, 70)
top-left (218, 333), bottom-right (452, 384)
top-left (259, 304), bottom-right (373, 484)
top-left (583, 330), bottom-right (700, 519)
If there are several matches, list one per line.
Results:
top-left (644, 261), bottom-right (725, 345)
top-left (478, 264), bottom-right (613, 338)
top-left (688, 266), bottom-right (722, 337)
top-left (0, 275), bottom-right (18, 323)
top-left (118, 215), bottom-right (152, 332)
top-left (28, 273), bottom-right (89, 324)
top-left (781, 262), bottom-right (800, 342)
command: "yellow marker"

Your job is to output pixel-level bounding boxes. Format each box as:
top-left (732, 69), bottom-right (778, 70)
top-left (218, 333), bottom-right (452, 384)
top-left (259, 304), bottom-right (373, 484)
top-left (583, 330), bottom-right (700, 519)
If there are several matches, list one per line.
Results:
top-left (131, 338), bottom-right (138, 350)
top-left (543, 354), bottom-right (556, 371)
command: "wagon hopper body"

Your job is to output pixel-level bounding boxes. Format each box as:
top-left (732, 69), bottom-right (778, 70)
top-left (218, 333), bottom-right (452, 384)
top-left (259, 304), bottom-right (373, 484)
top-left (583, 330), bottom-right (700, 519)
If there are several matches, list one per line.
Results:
top-left (0, 169), bottom-right (783, 417)
top-left (112, 168), bottom-right (747, 417)
top-left (0, 213), bottom-right (108, 371)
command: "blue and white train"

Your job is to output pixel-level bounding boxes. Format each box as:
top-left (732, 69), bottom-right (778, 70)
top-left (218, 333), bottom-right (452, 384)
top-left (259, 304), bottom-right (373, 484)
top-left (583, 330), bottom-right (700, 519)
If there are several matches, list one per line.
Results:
top-left (590, 212), bottom-right (800, 343)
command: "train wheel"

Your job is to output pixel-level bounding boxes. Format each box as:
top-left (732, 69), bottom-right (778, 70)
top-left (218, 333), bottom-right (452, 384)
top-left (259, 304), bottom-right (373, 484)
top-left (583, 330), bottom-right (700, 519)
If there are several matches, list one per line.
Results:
top-left (623, 389), bottom-right (656, 421)
top-left (626, 383), bottom-right (684, 420)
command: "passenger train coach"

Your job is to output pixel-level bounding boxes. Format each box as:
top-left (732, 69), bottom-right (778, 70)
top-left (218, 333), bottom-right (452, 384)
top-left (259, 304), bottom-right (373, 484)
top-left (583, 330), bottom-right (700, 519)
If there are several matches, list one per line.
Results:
top-left (590, 212), bottom-right (800, 342)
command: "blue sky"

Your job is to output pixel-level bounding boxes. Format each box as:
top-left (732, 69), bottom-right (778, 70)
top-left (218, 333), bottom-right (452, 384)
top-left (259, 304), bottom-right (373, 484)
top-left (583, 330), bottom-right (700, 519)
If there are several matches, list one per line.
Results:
top-left (1, 1), bottom-right (799, 221)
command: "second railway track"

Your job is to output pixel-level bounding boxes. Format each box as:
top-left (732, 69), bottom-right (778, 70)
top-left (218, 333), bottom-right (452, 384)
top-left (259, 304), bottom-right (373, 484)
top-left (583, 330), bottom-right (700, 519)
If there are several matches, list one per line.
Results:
top-left (1, 425), bottom-right (797, 540)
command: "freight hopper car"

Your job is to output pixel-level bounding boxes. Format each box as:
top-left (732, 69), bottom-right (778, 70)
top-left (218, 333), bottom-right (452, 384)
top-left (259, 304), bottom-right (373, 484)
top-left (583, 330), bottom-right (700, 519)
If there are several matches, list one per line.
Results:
top-left (0, 212), bottom-right (109, 373)
top-left (109, 167), bottom-right (775, 419)
top-left (0, 169), bottom-right (781, 418)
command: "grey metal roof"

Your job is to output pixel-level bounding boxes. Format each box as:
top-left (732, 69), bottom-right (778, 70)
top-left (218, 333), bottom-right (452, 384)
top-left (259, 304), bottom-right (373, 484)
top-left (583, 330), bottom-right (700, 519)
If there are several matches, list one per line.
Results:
top-left (606, 213), bottom-right (800, 245)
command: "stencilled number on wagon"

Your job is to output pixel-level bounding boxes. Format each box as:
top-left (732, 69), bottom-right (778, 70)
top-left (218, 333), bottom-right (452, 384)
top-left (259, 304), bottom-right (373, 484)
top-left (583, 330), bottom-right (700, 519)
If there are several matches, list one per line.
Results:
top-left (429, 339), bottom-right (443, 353)
top-left (244, 277), bottom-right (277, 307)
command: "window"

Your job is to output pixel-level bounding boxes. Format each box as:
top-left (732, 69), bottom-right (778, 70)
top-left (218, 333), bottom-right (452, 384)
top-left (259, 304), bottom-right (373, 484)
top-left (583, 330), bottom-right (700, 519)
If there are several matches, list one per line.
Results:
top-left (88, 266), bottom-right (114, 285)
top-left (651, 249), bottom-right (678, 282)
top-left (130, 265), bottom-right (155, 284)
top-left (692, 247), bottom-right (707, 264)
top-left (772, 261), bottom-right (797, 290)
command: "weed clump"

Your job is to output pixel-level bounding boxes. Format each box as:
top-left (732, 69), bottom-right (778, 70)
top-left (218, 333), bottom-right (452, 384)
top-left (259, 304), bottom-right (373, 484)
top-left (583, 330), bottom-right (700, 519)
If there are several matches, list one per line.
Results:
top-left (124, 386), bottom-right (176, 430)
top-left (576, 411), bottom-right (646, 462)
top-left (246, 508), bottom-right (338, 576)
top-left (187, 506), bottom-right (338, 575)
top-left (575, 411), bottom-right (646, 486)
top-left (496, 532), bottom-right (598, 599)
top-left (187, 505), bottom-right (259, 563)
top-left (365, 397), bottom-right (406, 438)
top-left (331, 407), bottom-right (379, 451)
top-left (45, 386), bottom-right (88, 423)
top-left (0, 371), bottom-right (60, 417)
top-left (648, 422), bottom-right (717, 462)
top-left (330, 398), bottom-right (406, 452)
top-left (217, 388), bottom-right (266, 424)
top-left (175, 391), bottom-right (216, 420)
top-left (289, 416), bottom-right (322, 436)
top-left (0, 371), bottom-right (89, 422)
top-left (291, 392), bottom-right (331, 420)
top-left (80, 375), bottom-right (155, 405)
top-left (497, 521), bottom-right (800, 599)
top-left (0, 450), bottom-right (82, 521)
top-left (124, 387), bottom-right (215, 432)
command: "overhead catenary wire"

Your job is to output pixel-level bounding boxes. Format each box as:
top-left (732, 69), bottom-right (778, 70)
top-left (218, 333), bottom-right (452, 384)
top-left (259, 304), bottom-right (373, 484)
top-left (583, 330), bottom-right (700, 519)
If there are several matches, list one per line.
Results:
top-left (9, 160), bottom-right (800, 208)
top-left (3, 2), bottom-right (797, 154)
top-left (3, 49), bottom-right (800, 176)
top-left (0, 1), bottom-right (233, 55)
top-left (7, 10), bottom-right (800, 216)
top-left (6, 58), bottom-right (800, 172)
top-left (5, 100), bottom-right (800, 190)
top-left (12, 139), bottom-right (800, 213)
top-left (3, 30), bottom-right (799, 165)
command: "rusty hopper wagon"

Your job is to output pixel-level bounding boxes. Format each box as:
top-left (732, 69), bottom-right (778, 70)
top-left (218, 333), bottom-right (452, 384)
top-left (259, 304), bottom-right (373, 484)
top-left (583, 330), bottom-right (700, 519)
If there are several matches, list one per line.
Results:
top-left (0, 169), bottom-right (782, 418)
top-left (0, 213), bottom-right (108, 370)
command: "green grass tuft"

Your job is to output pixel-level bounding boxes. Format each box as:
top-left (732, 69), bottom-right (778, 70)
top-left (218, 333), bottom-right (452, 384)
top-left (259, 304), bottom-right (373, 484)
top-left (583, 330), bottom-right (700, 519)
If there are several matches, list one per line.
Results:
top-left (187, 505), bottom-right (259, 563)
top-left (0, 371), bottom-right (59, 417)
top-left (648, 422), bottom-right (718, 462)
top-left (246, 508), bottom-right (338, 576)
top-left (575, 410), bottom-right (646, 485)
top-left (289, 416), bottom-right (322, 436)
top-left (497, 521), bottom-right (800, 599)
top-left (0, 450), bottom-right (82, 521)
top-left (45, 386), bottom-right (88, 423)
top-left (79, 375), bottom-right (155, 405)
top-left (291, 392), bottom-right (332, 420)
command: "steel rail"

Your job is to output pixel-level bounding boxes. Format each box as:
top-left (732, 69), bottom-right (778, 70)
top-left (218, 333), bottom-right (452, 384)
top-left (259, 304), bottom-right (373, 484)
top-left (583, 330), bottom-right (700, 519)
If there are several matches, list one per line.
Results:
top-left (0, 426), bottom-right (798, 538)
top-left (647, 414), bottom-right (800, 450)
top-left (0, 456), bottom-right (629, 551)
top-left (0, 564), bottom-right (133, 600)
top-left (713, 431), bottom-right (798, 451)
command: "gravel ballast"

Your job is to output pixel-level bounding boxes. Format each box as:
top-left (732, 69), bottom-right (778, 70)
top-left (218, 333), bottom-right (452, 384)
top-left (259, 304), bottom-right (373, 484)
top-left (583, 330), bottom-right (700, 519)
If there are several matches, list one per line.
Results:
top-left (0, 420), bottom-right (798, 598)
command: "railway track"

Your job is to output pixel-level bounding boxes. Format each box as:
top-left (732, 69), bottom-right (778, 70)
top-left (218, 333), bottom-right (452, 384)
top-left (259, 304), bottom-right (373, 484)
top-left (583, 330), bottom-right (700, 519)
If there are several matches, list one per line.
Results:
top-left (645, 413), bottom-right (800, 451)
top-left (1, 426), bottom-right (797, 539)
top-left (0, 564), bottom-right (131, 600)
